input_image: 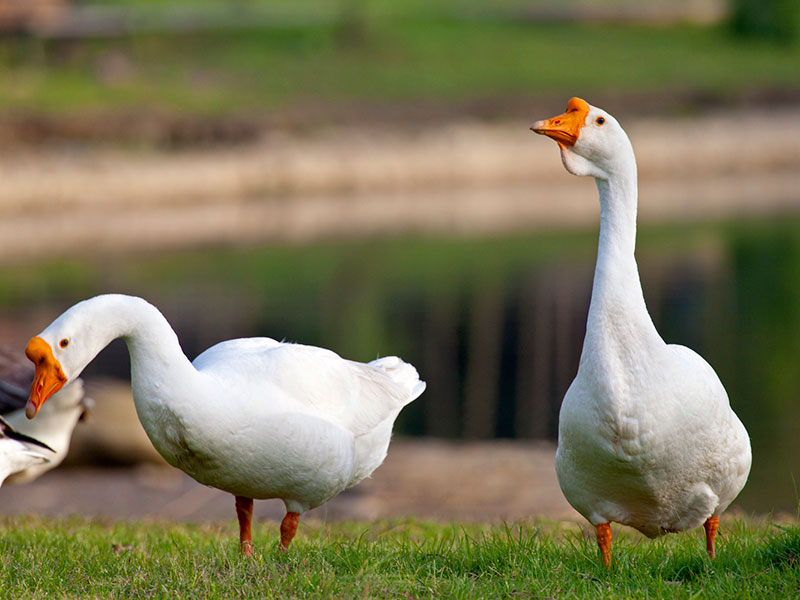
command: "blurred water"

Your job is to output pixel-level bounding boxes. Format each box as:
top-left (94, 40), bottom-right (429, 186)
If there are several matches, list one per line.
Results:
top-left (1, 216), bottom-right (798, 515)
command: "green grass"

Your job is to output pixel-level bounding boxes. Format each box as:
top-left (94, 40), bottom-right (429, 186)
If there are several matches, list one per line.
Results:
top-left (1, 517), bottom-right (798, 598)
top-left (1, 15), bottom-right (799, 116)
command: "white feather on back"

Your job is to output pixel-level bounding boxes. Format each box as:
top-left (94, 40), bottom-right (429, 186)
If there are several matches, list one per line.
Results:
top-left (193, 339), bottom-right (424, 437)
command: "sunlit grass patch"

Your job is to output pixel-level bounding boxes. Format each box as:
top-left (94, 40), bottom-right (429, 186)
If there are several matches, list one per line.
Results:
top-left (1, 516), bottom-right (798, 598)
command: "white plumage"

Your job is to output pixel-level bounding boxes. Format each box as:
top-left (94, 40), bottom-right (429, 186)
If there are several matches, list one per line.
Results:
top-left (531, 98), bottom-right (751, 565)
top-left (0, 415), bottom-right (54, 486)
top-left (24, 294), bottom-right (424, 553)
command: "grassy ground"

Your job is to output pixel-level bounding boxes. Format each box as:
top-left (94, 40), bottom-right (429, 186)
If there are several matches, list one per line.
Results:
top-left (1, 516), bottom-right (798, 598)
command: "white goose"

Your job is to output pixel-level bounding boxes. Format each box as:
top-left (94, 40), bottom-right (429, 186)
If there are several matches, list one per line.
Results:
top-left (24, 294), bottom-right (425, 554)
top-left (531, 98), bottom-right (751, 566)
top-left (0, 347), bottom-right (88, 484)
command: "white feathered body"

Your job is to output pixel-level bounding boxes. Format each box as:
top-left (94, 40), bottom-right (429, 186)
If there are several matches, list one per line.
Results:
top-left (125, 331), bottom-right (423, 514)
top-left (0, 415), bottom-right (56, 486)
top-left (0, 435), bottom-right (50, 486)
top-left (556, 333), bottom-right (751, 537)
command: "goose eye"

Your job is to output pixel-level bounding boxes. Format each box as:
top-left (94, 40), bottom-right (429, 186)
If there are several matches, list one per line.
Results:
top-left (59, 338), bottom-right (69, 348)
top-left (596, 117), bottom-right (605, 125)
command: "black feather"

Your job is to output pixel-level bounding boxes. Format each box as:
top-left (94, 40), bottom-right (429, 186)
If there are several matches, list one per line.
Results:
top-left (0, 416), bottom-right (55, 453)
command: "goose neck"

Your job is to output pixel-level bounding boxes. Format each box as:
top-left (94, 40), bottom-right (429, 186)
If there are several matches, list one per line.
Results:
top-left (584, 170), bottom-right (656, 348)
top-left (116, 299), bottom-right (195, 383)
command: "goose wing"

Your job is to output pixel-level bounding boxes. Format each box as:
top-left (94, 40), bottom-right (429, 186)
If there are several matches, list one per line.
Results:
top-left (193, 338), bottom-right (424, 436)
top-left (0, 416), bottom-right (55, 453)
top-left (0, 347), bottom-right (33, 415)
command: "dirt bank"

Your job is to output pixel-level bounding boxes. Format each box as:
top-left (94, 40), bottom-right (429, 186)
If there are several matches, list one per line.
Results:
top-left (1, 107), bottom-right (798, 262)
top-left (0, 439), bottom-right (579, 523)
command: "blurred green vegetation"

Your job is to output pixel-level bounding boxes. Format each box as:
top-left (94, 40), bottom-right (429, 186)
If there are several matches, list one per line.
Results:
top-left (730, 0), bottom-right (800, 43)
top-left (2, 217), bottom-right (800, 512)
top-left (0, 1), bottom-right (799, 116)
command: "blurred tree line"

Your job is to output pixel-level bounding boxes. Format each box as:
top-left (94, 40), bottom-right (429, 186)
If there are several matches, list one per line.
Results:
top-left (2, 219), bottom-right (799, 513)
top-left (731, 0), bottom-right (799, 42)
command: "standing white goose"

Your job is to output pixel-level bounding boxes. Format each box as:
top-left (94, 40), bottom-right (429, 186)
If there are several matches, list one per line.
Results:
top-left (24, 294), bottom-right (425, 554)
top-left (531, 98), bottom-right (751, 566)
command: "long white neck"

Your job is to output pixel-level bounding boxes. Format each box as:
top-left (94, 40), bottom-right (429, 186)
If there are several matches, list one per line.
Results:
top-left (120, 299), bottom-right (196, 393)
top-left (581, 157), bottom-right (661, 356)
top-left (42, 295), bottom-right (209, 469)
top-left (65, 295), bottom-right (197, 404)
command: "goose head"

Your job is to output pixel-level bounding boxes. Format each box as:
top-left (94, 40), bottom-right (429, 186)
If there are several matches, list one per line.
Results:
top-left (24, 301), bottom-right (101, 419)
top-left (530, 97), bottom-right (634, 180)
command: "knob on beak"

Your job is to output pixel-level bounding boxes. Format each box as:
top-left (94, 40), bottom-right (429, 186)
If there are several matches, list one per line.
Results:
top-left (530, 96), bottom-right (590, 148)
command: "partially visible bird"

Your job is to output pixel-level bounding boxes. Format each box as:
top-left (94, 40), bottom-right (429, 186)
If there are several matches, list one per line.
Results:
top-left (0, 346), bottom-right (89, 484)
top-left (0, 414), bottom-right (54, 486)
top-left (531, 98), bottom-right (751, 566)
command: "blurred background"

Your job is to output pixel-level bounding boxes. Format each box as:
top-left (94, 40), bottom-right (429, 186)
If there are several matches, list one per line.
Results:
top-left (0, 0), bottom-right (798, 524)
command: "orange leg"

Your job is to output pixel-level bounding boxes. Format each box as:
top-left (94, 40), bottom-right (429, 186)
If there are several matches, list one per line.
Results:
top-left (596, 523), bottom-right (612, 567)
top-left (280, 512), bottom-right (300, 552)
top-left (235, 495), bottom-right (254, 557)
top-left (704, 516), bottom-right (719, 559)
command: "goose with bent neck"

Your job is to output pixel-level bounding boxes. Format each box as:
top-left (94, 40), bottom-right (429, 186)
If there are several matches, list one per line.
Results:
top-left (24, 294), bottom-right (425, 554)
top-left (531, 98), bottom-right (750, 566)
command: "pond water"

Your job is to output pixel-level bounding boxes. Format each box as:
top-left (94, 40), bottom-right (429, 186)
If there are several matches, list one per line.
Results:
top-left (1, 216), bottom-right (798, 515)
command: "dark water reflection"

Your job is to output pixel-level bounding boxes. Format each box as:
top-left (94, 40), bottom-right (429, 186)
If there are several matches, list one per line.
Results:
top-left (1, 218), bottom-right (798, 514)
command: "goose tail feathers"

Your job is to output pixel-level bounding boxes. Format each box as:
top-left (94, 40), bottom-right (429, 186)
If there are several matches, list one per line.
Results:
top-left (368, 356), bottom-right (426, 406)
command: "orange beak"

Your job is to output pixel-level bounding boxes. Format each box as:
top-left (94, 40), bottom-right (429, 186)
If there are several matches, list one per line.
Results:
top-left (530, 97), bottom-right (590, 148)
top-left (25, 336), bottom-right (67, 419)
